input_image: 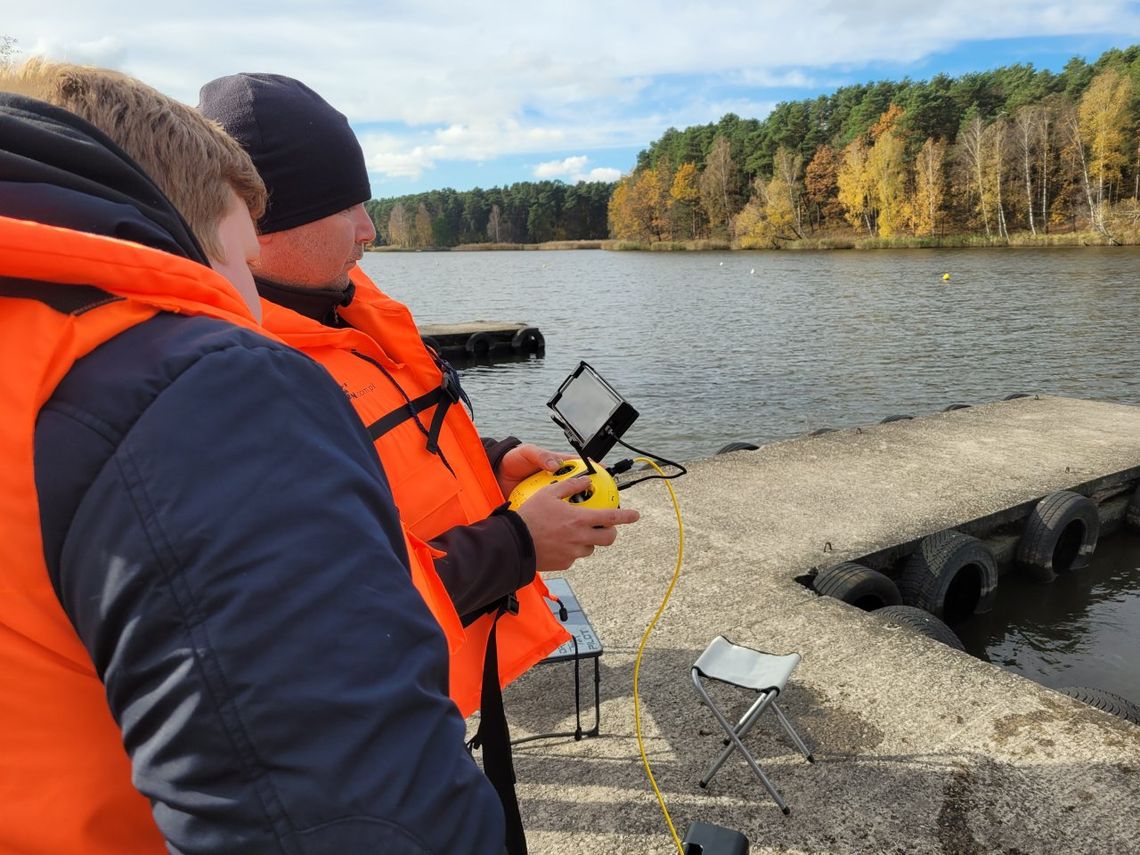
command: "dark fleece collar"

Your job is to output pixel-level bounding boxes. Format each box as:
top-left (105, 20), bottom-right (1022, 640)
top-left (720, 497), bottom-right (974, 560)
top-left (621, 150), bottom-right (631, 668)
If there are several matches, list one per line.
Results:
top-left (256, 276), bottom-right (356, 327)
top-left (0, 92), bottom-right (207, 264)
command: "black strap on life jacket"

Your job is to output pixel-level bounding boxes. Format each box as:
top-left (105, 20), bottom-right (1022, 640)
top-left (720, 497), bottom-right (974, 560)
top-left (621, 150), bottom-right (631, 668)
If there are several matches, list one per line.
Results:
top-left (352, 350), bottom-right (458, 476)
top-left (467, 611), bottom-right (528, 855)
top-left (0, 276), bottom-right (120, 315)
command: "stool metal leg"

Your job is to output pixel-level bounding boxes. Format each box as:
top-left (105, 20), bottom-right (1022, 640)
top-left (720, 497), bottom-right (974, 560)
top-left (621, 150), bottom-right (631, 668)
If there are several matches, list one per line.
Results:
top-left (691, 670), bottom-right (790, 815)
top-left (771, 700), bottom-right (813, 763)
top-left (701, 691), bottom-right (776, 786)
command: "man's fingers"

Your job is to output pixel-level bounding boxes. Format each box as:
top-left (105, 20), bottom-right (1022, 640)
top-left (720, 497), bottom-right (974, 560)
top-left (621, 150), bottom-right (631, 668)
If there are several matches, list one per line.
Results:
top-left (577, 507), bottom-right (639, 527)
top-left (547, 475), bottom-right (593, 498)
top-left (589, 526), bottom-right (618, 548)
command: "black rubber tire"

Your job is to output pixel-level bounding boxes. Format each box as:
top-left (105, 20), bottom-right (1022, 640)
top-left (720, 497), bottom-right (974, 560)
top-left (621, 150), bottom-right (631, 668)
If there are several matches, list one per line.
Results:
top-left (1126, 483), bottom-right (1140, 532)
top-left (898, 530), bottom-right (998, 623)
top-left (809, 427), bottom-right (836, 436)
top-left (880, 414), bottom-right (913, 423)
top-left (873, 605), bottom-right (966, 651)
top-left (420, 335), bottom-right (442, 354)
top-left (465, 332), bottom-right (494, 357)
top-left (511, 326), bottom-right (545, 354)
top-left (943, 403), bottom-right (971, 412)
top-left (715, 441), bottom-right (759, 455)
top-left (814, 562), bottom-right (902, 611)
top-left (1058, 687), bottom-right (1140, 725)
top-left (1015, 491), bottom-right (1100, 583)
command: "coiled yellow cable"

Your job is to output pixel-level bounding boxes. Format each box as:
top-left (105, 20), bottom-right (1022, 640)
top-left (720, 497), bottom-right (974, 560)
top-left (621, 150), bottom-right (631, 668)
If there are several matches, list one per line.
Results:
top-left (630, 457), bottom-right (685, 855)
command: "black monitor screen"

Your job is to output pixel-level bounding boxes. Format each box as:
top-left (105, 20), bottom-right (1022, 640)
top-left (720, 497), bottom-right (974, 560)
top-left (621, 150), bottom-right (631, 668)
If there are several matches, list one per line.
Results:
top-left (553, 369), bottom-right (622, 443)
top-left (548, 362), bottom-right (638, 461)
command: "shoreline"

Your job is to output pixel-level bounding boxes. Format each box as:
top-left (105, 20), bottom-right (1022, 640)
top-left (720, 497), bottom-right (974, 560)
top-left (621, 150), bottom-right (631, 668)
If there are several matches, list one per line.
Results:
top-left (367, 231), bottom-right (1135, 253)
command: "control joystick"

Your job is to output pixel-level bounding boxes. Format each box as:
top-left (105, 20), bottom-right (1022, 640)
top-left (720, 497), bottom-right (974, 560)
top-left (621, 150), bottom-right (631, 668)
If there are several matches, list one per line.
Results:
top-left (508, 458), bottom-right (620, 511)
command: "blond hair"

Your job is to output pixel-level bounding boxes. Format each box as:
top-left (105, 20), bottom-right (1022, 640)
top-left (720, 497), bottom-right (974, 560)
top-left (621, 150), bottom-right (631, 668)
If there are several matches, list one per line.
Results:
top-left (0, 58), bottom-right (265, 261)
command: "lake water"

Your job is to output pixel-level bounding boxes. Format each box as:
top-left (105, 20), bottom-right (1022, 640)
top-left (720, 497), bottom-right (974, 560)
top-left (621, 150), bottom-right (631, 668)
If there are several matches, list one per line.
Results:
top-left (361, 247), bottom-right (1140, 461)
top-left (360, 246), bottom-right (1140, 702)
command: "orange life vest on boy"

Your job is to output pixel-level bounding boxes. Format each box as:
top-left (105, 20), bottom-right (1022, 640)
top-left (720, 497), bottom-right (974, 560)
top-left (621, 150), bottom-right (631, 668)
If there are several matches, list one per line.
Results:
top-left (0, 216), bottom-right (460, 853)
top-left (261, 266), bottom-right (570, 716)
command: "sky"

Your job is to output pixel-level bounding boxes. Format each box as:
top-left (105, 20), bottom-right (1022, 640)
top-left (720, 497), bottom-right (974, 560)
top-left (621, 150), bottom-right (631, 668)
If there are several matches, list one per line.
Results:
top-left (3, 1), bottom-right (1140, 198)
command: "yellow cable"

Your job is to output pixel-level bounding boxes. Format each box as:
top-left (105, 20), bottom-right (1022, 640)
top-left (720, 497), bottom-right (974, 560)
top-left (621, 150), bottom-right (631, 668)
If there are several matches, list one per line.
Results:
top-left (630, 457), bottom-right (685, 855)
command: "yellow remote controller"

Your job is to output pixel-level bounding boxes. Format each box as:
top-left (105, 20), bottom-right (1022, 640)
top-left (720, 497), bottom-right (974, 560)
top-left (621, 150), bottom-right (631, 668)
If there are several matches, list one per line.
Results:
top-left (508, 458), bottom-right (620, 510)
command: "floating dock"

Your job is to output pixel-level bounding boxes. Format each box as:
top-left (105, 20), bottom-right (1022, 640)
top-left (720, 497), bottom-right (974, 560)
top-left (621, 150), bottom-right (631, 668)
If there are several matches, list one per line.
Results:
top-left (497, 396), bottom-right (1140, 854)
top-left (417, 321), bottom-right (544, 361)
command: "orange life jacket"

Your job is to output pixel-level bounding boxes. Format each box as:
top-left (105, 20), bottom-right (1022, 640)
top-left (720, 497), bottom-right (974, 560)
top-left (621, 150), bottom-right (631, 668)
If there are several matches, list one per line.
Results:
top-left (261, 267), bottom-right (570, 716)
top-left (0, 216), bottom-right (459, 853)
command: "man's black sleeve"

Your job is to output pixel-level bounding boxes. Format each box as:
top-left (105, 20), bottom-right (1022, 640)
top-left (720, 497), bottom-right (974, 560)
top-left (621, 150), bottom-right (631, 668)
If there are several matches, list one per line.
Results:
top-left (430, 507), bottom-right (537, 617)
top-left (35, 318), bottom-right (504, 854)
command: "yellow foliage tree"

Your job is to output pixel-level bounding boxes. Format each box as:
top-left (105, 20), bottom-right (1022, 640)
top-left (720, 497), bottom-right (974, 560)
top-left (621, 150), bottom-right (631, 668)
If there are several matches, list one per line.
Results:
top-left (867, 128), bottom-right (909, 237)
top-left (1078, 67), bottom-right (1133, 213)
top-left (699, 136), bottom-right (738, 237)
top-left (670, 162), bottom-right (702, 238)
top-left (414, 202), bottom-right (433, 248)
top-left (634, 165), bottom-right (671, 241)
top-left (607, 166), bottom-right (671, 241)
top-left (607, 176), bottom-right (639, 240)
top-left (836, 137), bottom-right (875, 233)
top-left (734, 174), bottom-right (796, 248)
top-left (870, 103), bottom-right (905, 140)
top-left (912, 137), bottom-right (946, 237)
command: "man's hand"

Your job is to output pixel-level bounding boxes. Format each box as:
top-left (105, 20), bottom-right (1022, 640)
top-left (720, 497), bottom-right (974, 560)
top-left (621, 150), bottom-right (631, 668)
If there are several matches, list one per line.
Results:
top-left (495, 443), bottom-right (574, 499)
top-left (514, 476), bottom-right (640, 572)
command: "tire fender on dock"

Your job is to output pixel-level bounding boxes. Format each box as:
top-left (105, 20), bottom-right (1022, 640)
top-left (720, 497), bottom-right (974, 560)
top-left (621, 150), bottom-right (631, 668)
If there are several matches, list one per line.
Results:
top-left (1016, 490), bottom-right (1099, 583)
top-left (715, 441), bottom-right (759, 455)
top-left (1058, 686), bottom-right (1140, 724)
top-left (898, 530), bottom-right (998, 623)
top-left (465, 331), bottom-right (494, 357)
top-left (872, 605), bottom-right (966, 651)
top-left (814, 562), bottom-right (902, 611)
top-left (511, 326), bottom-right (545, 354)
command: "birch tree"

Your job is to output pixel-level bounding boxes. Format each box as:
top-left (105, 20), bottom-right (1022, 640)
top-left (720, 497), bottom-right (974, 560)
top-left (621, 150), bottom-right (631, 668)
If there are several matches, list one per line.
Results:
top-left (387, 203), bottom-right (410, 248)
top-left (912, 137), bottom-right (946, 237)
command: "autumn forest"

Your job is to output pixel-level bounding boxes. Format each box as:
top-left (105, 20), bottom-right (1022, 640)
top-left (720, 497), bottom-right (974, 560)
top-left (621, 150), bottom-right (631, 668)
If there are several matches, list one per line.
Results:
top-left (369, 46), bottom-right (1140, 249)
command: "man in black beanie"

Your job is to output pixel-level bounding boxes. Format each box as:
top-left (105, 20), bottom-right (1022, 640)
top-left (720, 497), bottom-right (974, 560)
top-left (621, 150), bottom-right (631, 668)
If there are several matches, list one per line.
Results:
top-left (200, 72), bottom-right (640, 855)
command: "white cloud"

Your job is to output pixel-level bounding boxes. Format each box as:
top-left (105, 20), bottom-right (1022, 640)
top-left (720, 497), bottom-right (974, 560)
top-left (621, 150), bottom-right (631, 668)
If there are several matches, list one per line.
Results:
top-left (27, 34), bottom-right (126, 67)
top-left (534, 156), bottom-right (589, 179)
top-left (6, 1), bottom-right (1140, 187)
top-left (532, 157), bottom-right (621, 183)
top-left (584, 167), bottom-right (622, 182)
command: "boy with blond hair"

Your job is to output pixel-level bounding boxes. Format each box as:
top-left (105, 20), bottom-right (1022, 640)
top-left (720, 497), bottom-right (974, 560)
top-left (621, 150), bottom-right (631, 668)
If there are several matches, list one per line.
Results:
top-left (0, 61), bottom-right (502, 855)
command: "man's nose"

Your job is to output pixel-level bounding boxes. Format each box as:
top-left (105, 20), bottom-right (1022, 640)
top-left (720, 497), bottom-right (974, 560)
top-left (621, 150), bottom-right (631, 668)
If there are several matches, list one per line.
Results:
top-left (351, 204), bottom-right (377, 244)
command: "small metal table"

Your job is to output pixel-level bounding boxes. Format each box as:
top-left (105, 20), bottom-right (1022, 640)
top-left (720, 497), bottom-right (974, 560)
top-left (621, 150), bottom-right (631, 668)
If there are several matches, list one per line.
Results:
top-left (511, 577), bottom-right (603, 743)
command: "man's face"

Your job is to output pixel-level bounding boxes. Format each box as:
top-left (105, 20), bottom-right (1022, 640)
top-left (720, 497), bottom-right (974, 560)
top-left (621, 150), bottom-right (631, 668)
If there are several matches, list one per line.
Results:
top-left (209, 188), bottom-right (262, 321)
top-left (251, 203), bottom-right (376, 291)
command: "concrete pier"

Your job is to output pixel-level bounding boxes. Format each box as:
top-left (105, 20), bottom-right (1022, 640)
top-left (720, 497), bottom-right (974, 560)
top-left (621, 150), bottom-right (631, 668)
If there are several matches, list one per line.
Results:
top-left (496, 396), bottom-right (1140, 854)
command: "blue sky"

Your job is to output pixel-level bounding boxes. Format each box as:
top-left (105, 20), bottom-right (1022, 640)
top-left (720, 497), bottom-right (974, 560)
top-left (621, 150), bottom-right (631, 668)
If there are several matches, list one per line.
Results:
top-left (4, 2), bottom-right (1139, 198)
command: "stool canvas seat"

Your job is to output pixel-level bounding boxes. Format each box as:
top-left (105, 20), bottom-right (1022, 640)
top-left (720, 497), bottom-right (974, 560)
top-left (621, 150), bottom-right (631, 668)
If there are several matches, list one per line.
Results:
top-left (690, 635), bottom-right (814, 815)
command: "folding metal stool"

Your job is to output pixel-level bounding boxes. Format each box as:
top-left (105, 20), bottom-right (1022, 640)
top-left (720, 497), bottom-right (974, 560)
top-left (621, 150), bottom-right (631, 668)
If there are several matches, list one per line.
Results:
top-left (690, 635), bottom-right (814, 815)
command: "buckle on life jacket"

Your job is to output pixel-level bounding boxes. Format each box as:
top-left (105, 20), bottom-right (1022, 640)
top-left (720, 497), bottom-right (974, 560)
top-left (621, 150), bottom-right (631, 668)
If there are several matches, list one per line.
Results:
top-left (432, 351), bottom-right (473, 415)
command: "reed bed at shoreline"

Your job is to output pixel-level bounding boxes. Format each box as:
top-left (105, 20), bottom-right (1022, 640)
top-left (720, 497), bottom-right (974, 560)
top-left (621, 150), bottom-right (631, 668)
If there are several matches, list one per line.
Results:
top-left (367, 231), bottom-right (1136, 253)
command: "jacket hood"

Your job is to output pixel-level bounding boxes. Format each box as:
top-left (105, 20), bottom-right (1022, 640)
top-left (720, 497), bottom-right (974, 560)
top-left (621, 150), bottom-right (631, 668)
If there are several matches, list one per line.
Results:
top-left (0, 92), bottom-right (208, 264)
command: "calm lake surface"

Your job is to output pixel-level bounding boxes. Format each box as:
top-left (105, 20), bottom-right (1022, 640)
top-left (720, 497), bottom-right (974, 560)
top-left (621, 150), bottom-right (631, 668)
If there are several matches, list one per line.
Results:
top-left (360, 247), bottom-right (1140, 700)
top-left (362, 247), bottom-right (1139, 460)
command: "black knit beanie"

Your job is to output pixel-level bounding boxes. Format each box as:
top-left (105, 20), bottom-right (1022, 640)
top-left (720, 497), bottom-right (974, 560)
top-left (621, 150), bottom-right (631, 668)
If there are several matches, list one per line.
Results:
top-left (198, 73), bottom-right (371, 234)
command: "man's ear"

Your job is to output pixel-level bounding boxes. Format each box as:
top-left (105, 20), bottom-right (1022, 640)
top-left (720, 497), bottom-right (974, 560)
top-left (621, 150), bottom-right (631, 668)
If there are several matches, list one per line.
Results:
top-left (257, 232), bottom-right (274, 247)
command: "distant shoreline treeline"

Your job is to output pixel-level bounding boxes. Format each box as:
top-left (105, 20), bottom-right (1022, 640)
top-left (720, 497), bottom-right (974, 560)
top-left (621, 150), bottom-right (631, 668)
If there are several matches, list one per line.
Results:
top-left (367, 46), bottom-right (1140, 249)
top-left (365, 181), bottom-right (613, 249)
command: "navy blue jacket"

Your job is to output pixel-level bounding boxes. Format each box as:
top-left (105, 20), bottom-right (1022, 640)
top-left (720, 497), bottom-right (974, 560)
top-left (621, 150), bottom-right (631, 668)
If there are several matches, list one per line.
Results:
top-left (5, 92), bottom-right (504, 854)
top-left (34, 313), bottom-right (506, 854)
